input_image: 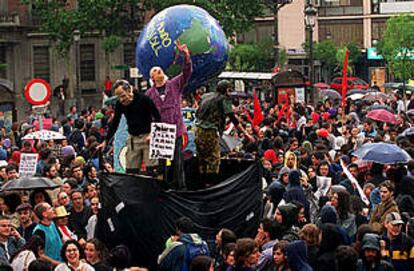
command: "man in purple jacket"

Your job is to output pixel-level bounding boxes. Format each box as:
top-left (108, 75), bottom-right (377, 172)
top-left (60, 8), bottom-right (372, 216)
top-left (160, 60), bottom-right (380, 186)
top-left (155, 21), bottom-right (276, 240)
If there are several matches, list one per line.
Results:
top-left (145, 41), bottom-right (191, 190)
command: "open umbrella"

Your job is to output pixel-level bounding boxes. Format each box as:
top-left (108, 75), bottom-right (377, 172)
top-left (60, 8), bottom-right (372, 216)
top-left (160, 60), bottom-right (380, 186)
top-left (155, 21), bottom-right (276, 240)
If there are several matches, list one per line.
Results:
top-left (366, 104), bottom-right (394, 113)
top-left (346, 89), bottom-right (367, 96)
top-left (348, 93), bottom-right (365, 101)
top-left (354, 143), bottom-right (411, 164)
top-left (367, 109), bottom-right (396, 124)
top-left (402, 127), bottom-right (414, 137)
top-left (314, 82), bottom-right (330, 89)
top-left (320, 89), bottom-right (341, 100)
top-left (316, 128), bottom-right (330, 137)
top-left (1, 177), bottom-right (60, 191)
top-left (384, 82), bottom-right (402, 89)
top-left (364, 92), bottom-right (393, 102)
top-left (22, 130), bottom-right (65, 141)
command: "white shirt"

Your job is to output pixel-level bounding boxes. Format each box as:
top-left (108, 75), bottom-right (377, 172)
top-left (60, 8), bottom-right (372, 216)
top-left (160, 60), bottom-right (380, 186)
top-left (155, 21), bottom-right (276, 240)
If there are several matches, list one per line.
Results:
top-left (55, 261), bottom-right (95, 271)
top-left (11, 250), bottom-right (36, 271)
top-left (86, 214), bottom-right (97, 240)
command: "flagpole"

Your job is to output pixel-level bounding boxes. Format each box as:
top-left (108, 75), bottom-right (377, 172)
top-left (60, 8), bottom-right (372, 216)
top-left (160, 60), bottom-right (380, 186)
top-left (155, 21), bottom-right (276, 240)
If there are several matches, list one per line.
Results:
top-left (341, 48), bottom-right (349, 130)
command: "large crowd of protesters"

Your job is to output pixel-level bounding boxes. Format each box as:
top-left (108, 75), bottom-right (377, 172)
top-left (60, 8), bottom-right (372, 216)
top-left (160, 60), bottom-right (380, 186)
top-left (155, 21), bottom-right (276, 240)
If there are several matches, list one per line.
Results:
top-left (0, 82), bottom-right (413, 271)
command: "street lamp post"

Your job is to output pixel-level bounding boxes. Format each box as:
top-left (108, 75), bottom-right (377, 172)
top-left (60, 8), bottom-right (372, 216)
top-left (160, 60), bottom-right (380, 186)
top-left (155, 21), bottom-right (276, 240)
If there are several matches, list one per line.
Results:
top-left (305, 3), bottom-right (317, 105)
top-left (73, 30), bottom-right (81, 110)
top-left (266, 0), bottom-right (293, 67)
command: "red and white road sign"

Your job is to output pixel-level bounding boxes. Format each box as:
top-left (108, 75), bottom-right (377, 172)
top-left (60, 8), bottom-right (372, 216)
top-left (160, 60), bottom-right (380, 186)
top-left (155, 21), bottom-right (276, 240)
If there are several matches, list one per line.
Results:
top-left (25, 79), bottom-right (51, 105)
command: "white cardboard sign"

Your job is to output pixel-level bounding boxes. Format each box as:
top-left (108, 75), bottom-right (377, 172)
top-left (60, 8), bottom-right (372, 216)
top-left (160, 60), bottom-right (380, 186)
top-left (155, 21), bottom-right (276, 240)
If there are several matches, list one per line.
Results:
top-left (19, 153), bottom-right (38, 177)
top-left (149, 123), bottom-right (176, 160)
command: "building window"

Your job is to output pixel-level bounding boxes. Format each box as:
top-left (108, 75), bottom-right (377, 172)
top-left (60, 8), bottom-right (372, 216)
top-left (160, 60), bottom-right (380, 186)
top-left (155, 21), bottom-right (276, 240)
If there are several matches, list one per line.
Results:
top-left (319, 20), bottom-right (363, 47)
top-left (372, 19), bottom-right (387, 42)
top-left (123, 43), bottom-right (136, 68)
top-left (80, 44), bottom-right (95, 82)
top-left (123, 43), bottom-right (136, 79)
top-left (0, 46), bottom-right (6, 79)
top-left (33, 46), bottom-right (50, 82)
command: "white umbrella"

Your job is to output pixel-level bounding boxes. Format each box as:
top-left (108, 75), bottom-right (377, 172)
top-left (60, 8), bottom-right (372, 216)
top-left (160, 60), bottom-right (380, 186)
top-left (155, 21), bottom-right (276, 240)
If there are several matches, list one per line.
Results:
top-left (22, 130), bottom-right (66, 141)
top-left (348, 93), bottom-right (365, 101)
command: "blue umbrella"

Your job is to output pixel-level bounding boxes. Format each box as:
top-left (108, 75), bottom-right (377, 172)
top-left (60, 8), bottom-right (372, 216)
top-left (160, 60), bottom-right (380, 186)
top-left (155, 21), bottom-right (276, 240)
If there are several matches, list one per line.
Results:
top-left (402, 127), bottom-right (414, 137)
top-left (354, 143), bottom-right (412, 164)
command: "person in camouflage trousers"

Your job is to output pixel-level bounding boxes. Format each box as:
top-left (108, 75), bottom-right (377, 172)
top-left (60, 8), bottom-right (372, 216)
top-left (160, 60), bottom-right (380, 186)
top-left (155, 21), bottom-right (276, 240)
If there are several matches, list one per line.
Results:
top-left (195, 80), bottom-right (250, 185)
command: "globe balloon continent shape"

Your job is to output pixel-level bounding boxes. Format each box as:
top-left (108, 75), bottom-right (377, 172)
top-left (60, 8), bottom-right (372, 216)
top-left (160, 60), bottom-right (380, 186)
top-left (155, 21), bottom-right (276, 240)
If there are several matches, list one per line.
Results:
top-left (136, 5), bottom-right (229, 91)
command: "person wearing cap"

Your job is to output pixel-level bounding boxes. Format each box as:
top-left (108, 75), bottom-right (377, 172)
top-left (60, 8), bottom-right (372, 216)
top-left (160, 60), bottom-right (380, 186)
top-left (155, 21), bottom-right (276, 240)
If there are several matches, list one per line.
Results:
top-left (382, 211), bottom-right (414, 271)
top-left (356, 233), bottom-right (394, 271)
top-left (16, 203), bottom-right (36, 242)
top-left (145, 41), bottom-right (192, 190)
top-left (54, 206), bottom-right (77, 243)
top-left (195, 80), bottom-right (250, 186)
top-left (370, 180), bottom-right (399, 233)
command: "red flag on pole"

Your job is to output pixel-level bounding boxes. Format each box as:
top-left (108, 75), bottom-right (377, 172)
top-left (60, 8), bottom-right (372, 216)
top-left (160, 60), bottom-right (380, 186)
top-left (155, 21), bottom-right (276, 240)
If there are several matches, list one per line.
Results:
top-left (253, 89), bottom-right (264, 127)
top-left (244, 109), bottom-right (253, 124)
top-left (341, 48), bottom-right (349, 107)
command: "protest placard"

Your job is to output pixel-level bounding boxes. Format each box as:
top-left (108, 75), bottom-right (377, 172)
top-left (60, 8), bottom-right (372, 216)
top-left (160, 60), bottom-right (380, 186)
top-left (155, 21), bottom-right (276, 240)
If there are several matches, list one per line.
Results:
top-left (149, 123), bottom-right (176, 160)
top-left (315, 176), bottom-right (332, 200)
top-left (19, 153), bottom-right (38, 177)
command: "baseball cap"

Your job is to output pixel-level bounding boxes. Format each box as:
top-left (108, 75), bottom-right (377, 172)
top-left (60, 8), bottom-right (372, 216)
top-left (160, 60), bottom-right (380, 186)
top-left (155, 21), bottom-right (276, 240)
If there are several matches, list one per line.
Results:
top-left (385, 212), bottom-right (404, 225)
top-left (16, 203), bottom-right (33, 212)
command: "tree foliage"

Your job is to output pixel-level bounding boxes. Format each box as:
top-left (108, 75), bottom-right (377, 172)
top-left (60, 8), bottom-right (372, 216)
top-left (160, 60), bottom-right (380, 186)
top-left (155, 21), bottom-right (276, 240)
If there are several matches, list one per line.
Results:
top-left (146, 0), bottom-right (264, 36)
top-left (377, 14), bottom-right (414, 81)
top-left (314, 40), bottom-right (337, 69)
top-left (25, 0), bottom-right (141, 58)
top-left (228, 38), bottom-right (273, 72)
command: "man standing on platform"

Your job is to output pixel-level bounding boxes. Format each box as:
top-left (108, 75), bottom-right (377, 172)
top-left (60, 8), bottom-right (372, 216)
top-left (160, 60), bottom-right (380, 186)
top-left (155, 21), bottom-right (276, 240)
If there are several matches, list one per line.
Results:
top-left (195, 80), bottom-right (250, 186)
top-left (145, 41), bottom-right (191, 190)
top-left (98, 79), bottom-right (161, 176)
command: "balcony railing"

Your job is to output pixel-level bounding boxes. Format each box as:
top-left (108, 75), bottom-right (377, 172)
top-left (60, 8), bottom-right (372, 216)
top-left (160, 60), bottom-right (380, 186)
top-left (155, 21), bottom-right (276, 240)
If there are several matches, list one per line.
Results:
top-left (318, 5), bottom-right (363, 16)
top-left (0, 14), bottom-right (20, 25)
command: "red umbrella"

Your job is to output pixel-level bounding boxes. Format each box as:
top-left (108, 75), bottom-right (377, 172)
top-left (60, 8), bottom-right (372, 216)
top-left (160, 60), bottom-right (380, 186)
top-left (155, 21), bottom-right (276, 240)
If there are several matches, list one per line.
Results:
top-left (314, 82), bottom-right (330, 89)
top-left (367, 109), bottom-right (396, 124)
top-left (317, 128), bottom-right (330, 137)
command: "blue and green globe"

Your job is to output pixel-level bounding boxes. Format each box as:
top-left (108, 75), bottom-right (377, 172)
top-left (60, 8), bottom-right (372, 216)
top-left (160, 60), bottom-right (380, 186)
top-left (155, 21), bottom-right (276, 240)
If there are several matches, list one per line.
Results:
top-left (136, 5), bottom-right (229, 91)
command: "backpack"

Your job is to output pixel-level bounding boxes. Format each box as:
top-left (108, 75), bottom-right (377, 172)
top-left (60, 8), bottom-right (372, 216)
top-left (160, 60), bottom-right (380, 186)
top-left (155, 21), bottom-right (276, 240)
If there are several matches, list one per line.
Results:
top-left (396, 194), bottom-right (414, 217)
top-left (180, 234), bottom-right (209, 271)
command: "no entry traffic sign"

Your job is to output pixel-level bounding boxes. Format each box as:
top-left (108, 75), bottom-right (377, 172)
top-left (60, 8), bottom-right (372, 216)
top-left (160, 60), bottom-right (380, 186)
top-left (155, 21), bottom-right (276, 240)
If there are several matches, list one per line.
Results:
top-left (25, 79), bottom-right (51, 105)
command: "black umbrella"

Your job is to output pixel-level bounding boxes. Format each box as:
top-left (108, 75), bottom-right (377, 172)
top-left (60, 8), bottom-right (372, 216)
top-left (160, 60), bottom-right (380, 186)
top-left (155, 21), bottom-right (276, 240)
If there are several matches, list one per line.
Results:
top-left (1, 177), bottom-right (60, 191)
top-left (366, 104), bottom-right (394, 113)
top-left (320, 88), bottom-right (341, 100)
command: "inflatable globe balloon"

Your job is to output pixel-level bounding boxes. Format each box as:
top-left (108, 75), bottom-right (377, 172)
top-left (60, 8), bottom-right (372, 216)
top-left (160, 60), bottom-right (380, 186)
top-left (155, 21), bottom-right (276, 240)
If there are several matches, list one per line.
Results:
top-left (136, 5), bottom-right (229, 91)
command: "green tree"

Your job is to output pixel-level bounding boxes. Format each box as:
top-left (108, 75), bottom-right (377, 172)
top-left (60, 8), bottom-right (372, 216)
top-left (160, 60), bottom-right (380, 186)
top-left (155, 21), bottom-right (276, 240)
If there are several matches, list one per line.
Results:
top-left (314, 40), bottom-right (337, 81)
top-left (25, 0), bottom-right (141, 59)
top-left (146, 0), bottom-right (264, 36)
top-left (228, 38), bottom-right (273, 72)
top-left (377, 14), bottom-right (414, 83)
top-left (336, 42), bottom-right (361, 76)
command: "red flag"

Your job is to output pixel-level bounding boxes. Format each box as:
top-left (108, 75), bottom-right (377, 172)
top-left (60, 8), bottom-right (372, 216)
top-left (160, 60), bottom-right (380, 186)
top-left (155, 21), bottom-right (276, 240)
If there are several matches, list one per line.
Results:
top-left (244, 109), bottom-right (253, 124)
top-left (253, 89), bottom-right (264, 127)
top-left (341, 48), bottom-right (349, 107)
top-left (277, 94), bottom-right (289, 123)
